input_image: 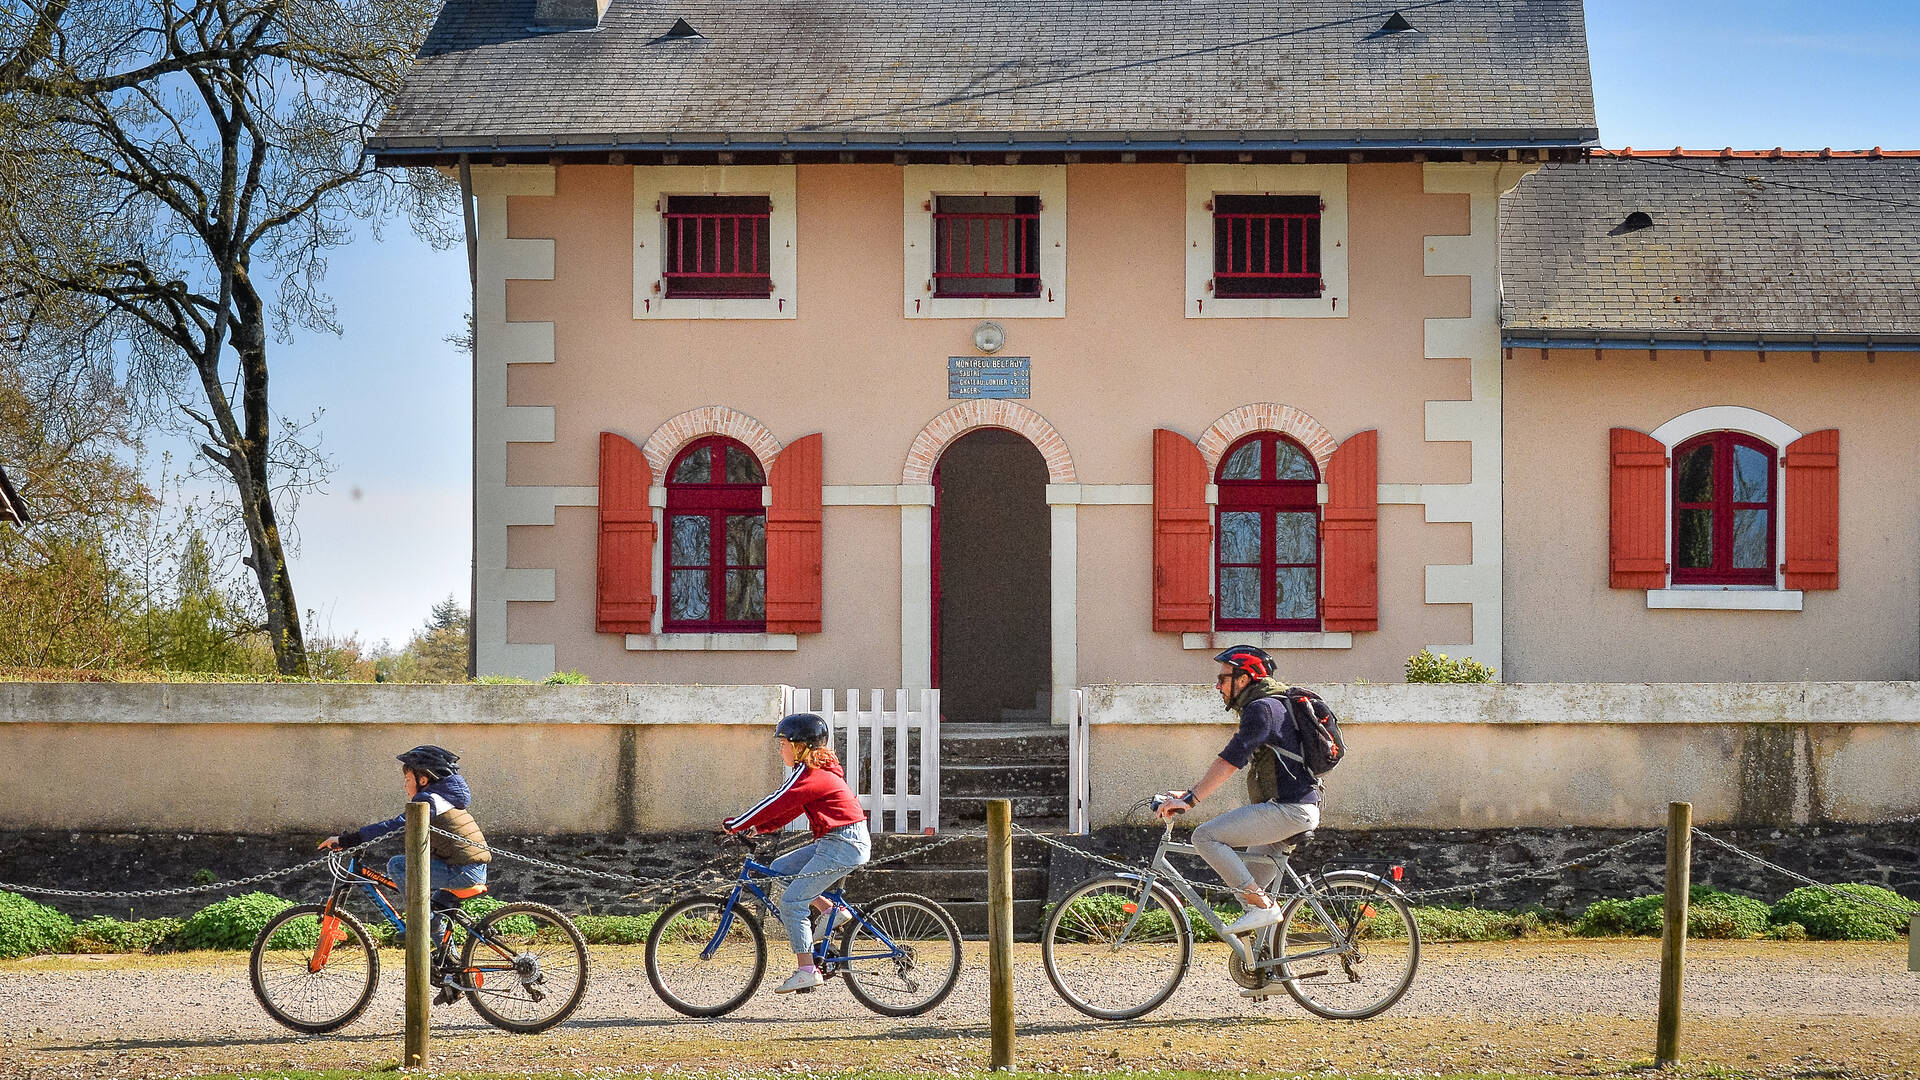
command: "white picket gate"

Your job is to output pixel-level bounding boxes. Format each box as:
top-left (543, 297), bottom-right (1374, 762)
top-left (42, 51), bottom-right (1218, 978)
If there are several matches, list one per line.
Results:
top-left (781, 688), bottom-right (941, 833)
top-left (1066, 688), bottom-right (1090, 834)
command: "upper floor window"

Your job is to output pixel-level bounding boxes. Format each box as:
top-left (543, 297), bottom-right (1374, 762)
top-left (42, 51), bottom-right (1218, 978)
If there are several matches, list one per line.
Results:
top-left (1212, 194), bottom-right (1322, 299)
top-left (666, 437), bottom-right (766, 631)
top-left (933, 195), bottom-right (1041, 298)
top-left (1672, 431), bottom-right (1775, 585)
top-left (1215, 433), bottom-right (1321, 630)
top-left (662, 195), bottom-right (772, 298)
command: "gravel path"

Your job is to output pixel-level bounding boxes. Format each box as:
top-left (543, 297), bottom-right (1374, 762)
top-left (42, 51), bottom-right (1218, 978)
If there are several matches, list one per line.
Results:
top-left (3, 940), bottom-right (1916, 1078)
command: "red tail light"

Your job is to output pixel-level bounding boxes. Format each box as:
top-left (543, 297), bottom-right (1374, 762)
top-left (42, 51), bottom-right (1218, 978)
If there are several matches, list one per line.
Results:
top-left (1390, 865), bottom-right (1404, 882)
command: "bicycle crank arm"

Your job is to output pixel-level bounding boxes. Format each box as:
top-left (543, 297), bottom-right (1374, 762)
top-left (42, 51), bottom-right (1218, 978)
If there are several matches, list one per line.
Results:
top-left (1239, 971), bottom-right (1326, 997)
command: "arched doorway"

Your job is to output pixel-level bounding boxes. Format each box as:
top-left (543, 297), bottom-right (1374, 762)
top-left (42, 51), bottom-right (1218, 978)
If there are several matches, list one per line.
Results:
top-left (933, 428), bottom-right (1051, 723)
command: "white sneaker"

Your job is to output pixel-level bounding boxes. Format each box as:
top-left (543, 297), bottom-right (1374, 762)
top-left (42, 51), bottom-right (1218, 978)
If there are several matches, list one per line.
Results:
top-left (1223, 904), bottom-right (1284, 937)
top-left (773, 968), bottom-right (824, 994)
top-left (810, 902), bottom-right (853, 943)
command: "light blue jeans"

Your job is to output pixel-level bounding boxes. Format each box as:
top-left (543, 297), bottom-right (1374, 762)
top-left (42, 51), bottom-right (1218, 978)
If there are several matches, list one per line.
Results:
top-left (767, 822), bottom-right (870, 955)
top-left (387, 855), bottom-right (487, 938)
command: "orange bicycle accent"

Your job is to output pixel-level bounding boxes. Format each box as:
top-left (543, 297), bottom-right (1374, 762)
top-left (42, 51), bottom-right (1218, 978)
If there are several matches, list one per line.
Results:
top-left (310, 914), bottom-right (343, 972)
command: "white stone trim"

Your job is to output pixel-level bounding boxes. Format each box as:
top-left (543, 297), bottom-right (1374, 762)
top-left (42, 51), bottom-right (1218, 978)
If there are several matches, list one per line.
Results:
top-left (1042, 484), bottom-right (1153, 505)
top-left (900, 505), bottom-right (934, 688)
top-left (903, 165), bottom-right (1067, 319)
top-left (1185, 164), bottom-right (1349, 319)
top-left (1647, 589), bottom-right (1805, 612)
top-left (625, 633), bottom-right (800, 651)
top-left (1050, 503), bottom-right (1079, 726)
top-left (502, 485), bottom-right (597, 527)
top-left (632, 166), bottom-right (797, 320)
top-left (1418, 162), bottom-right (1536, 673)
top-left (471, 164), bottom-right (559, 681)
top-left (1181, 631), bottom-right (1354, 651)
top-left (1651, 405), bottom-right (1801, 593)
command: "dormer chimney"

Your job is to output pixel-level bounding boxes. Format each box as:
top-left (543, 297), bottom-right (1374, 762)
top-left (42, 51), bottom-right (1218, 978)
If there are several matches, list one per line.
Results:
top-left (533, 0), bottom-right (612, 29)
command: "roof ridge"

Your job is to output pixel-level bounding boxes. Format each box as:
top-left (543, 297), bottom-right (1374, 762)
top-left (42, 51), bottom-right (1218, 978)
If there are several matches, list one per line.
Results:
top-left (1599, 147), bottom-right (1920, 160)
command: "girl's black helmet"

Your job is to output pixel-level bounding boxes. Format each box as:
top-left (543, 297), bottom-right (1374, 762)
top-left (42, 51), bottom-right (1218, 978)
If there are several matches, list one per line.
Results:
top-left (397, 744), bottom-right (460, 781)
top-left (774, 712), bottom-right (831, 747)
top-left (1213, 645), bottom-right (1276, 680)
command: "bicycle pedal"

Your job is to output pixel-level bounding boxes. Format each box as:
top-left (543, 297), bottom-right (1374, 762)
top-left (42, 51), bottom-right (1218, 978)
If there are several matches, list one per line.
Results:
top-left (792, 986), bottom-right (817, 994)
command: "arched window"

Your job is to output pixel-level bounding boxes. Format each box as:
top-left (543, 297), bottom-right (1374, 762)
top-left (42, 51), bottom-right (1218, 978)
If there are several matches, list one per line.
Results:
top-left (665, 436), bottom-right (766, 631)
top-left (1671, 431), bottom-right (1776, 585)
top-left (1215, 433), bottom-right (1321, 630)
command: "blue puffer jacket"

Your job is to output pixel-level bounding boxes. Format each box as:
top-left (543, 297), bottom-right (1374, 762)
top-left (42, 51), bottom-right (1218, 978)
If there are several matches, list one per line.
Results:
top-left (341, 773), bottom-right (476, 847)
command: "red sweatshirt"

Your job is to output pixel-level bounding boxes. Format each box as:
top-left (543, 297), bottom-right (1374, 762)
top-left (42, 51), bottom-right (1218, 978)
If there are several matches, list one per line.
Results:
top-left (724, 760), bottom-right (868, 839)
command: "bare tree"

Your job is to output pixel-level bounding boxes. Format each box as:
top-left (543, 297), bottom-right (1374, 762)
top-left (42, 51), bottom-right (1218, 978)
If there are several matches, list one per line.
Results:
top-left (0, 0), bottom-right (458, 673)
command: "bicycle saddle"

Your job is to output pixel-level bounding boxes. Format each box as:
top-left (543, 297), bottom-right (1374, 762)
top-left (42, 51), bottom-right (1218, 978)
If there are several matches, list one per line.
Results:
top-left (1281, 830), bottom-right (1315, 854)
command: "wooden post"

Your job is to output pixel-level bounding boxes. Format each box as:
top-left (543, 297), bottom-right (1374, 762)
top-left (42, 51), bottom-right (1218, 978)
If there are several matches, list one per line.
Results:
top-left (1656, 801), bottom-right (1691, 1067)
top-left (1909, 915), bottom-right (1918, 972)
top-left (986, 798), bottom-right (1015, 1071)
top-left (404, 801), bottom-right (430, 1069)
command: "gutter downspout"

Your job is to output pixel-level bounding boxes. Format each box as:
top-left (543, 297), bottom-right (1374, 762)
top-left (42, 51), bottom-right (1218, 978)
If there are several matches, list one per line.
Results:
top-left (459, 154), bottom-right (479, 680)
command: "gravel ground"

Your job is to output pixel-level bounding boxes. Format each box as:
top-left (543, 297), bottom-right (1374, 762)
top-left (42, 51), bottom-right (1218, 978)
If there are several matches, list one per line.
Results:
top-left (2, 940), bottom-right (1917, 1079)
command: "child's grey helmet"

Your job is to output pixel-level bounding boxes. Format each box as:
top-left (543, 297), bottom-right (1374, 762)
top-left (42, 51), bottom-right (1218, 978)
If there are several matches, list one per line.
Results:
top-left (774, 712), bottom-right (831, 748)
top-left (397, 744), bottom-right (460, 781)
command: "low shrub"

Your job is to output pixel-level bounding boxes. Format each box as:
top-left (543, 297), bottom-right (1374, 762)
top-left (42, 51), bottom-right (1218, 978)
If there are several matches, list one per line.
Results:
top-left (1574, 894), bottom-right (1664, 936)
top-left (171, 892), bottom-right (295, 951)
top-left (1764, 920), bottom-right (1809, 941)
top-left (1771, 884), bottom-right (1919, 941)
top-left (1414, 905), bottom-right (1550, 942)
top-left (473, 674), bottom-right (533, 685)
top-left (67, 916), bottom-right (183, 954)
top-left (1689, 886), bottom-right (1772, 939)
top-left (463, 896), bottom-right (538, 937)
top-left (574, 913), bottom-right (659, 945)
top-left (1404, 649), bottom-right (1496, 683)
top-left (543, 671), bottom-right (589, 685)
top-left (0, 891), bottom-right (77, 959)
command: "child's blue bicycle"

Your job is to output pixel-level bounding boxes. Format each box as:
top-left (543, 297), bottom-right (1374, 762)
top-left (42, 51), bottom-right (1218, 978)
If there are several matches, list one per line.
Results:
top-left (644, 835), bottom-right (963, 1017)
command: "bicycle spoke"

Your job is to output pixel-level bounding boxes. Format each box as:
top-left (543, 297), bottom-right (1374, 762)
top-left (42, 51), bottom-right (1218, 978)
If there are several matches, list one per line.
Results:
top-left (460, 904), bottom-right (589, 1031)
top-left (1278, 877), bottom-right (1419, 1020)
top-left (840, 894), bottom-right (962, 1017)
top-left (646, 898), bottom-right (764, 1017)
top-left (1042, 878), bottom-right (1190, 1020)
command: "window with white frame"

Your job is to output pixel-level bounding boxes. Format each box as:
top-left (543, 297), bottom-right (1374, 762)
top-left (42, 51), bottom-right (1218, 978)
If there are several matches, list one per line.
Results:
top-left (634, 165), bottom-right (797, 319)
top-left (903, 165), bottom-right (1066, 319)
top-left (1186, 164), bottom-right (1348, 319)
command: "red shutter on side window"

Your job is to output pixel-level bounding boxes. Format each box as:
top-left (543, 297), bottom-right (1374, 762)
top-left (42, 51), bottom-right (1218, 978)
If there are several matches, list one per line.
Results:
top-left (1153, 428), bottom-right (1212, 632)
top-left (1783, 428), bottom-right (1839, 590)
top-left (1322, 429), bottom-right (1379, 632)
top-left (1609, 427), bottom-right (1668, 589)
top-left (766, 432), bottom-right (824, 633)
top-left (596, 431), bottom-right (656, 634)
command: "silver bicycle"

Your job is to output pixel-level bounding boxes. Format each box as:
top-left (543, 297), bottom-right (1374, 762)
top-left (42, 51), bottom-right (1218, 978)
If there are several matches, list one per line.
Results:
top-left (1040, 799), bottom-right (1420, 1020)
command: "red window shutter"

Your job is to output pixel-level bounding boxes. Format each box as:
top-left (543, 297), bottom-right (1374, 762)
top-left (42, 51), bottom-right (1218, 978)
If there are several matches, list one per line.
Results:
top-left (1323, 429), bottom-right (1378, 632)
top-left (596, 431), bottom-right (656, 634)
top-left (766, 432), bottom-right (824, 633)
top-left (1609, 427), bottom-right (1668, 589)
top-left (1783, 429), bottom-right (1838, 590)
top-left (1153, 428), bottom-right (1212, 632)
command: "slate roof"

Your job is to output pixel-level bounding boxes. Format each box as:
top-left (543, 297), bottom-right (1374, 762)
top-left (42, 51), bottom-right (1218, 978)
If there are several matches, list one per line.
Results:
top-left (370, 0), bottom-right (1597, 156)
top-left (1501, 152), bottom-right (1920, 343)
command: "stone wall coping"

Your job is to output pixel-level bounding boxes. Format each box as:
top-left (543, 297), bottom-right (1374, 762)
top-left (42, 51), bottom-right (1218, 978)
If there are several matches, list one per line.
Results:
top-left (0, 682), bottom-right (789, 725)
top-left (1081, 681), bottom-right (1920, 726)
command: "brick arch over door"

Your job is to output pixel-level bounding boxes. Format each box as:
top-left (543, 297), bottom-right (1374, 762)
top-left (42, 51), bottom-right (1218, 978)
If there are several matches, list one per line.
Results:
top-left (1196, 403), bottom-right (1338, 476)
top-left (901, 400), bottom-right (1076, 484)
top-left (641, 406), bottom-right (785, 478)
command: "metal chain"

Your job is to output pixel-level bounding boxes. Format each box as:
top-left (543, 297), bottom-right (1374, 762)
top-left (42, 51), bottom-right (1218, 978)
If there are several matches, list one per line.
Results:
top-left (1690, 827), bottom-right (1920, 917)
top-left (1012, 823), bottom-right (1245, 901)
top-left (0, 835), bottom-right (391, 901)
top-left (1405, 830), bottom-right (1666, 901)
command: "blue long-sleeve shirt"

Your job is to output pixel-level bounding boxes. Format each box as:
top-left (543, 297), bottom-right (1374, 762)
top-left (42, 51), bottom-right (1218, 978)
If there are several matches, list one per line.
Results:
top-left (1220, 695), bottom-right (1321, 805)
top-left (341, 774), bottom-right (475, 847)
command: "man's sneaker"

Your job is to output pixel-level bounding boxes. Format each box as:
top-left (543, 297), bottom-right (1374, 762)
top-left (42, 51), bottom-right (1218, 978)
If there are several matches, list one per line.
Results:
top-left (435, 978), bottom-right (463, 1006)
top-left (810, 902), bottom-right (853, 944)
top-left (773, 968), bottom-right (825, 994)
top-left (1223, 904), bottom-right (1284, 937)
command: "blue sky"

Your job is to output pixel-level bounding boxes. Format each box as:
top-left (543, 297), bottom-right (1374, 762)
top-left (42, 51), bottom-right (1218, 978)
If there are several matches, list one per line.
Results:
top-left (258, 0), bottom-right (1920, 650)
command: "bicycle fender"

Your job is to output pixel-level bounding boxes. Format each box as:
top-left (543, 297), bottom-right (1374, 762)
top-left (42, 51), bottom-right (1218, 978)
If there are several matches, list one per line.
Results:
top-left (1318, 868), bottom-right (1410, 903)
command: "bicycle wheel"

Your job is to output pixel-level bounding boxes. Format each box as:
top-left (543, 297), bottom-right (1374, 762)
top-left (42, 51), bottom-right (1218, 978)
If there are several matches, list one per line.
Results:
top-left (645, 895), bottom-right (767, 1018)
top-left (1041, 875), bottom-right (1192, 1020)
top-left (458, 901), bottom-right (590, 1033)
top-left (838, 892), bottom-right (963, 1017)
top-left (249, 903), bottom-right (380, 1034)
top-left (1277, 869), bottom-right (1421, 1020)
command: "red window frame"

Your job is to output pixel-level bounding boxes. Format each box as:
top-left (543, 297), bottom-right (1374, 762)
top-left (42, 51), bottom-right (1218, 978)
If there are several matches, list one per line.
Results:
top-left (664, 436), bottom-right (767, 632)
top-left (1214, 433), bottom-right (1322, 631)
top-left (932, 195), bottom-right (1041, 298)
top-left (1671, 431), bottom-right (1776, 586)
top-left (1212, 194), bottom-right (1323, 299)
top-left (662, 195), bottom-right (773, 299)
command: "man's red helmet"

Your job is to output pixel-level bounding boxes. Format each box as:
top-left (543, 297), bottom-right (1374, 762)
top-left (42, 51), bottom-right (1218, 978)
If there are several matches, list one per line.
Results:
top-left (1213, 645), bottom-right (1276, 680)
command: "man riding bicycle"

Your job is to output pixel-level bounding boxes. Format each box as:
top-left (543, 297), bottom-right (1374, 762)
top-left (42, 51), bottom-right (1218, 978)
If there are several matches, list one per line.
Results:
top-left (1157, 645), bottom-right (1320, 939)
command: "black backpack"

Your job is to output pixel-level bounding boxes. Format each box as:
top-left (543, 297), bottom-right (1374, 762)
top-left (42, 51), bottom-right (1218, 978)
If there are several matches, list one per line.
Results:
top-left (1281, 687), bottom-right (1346, 776)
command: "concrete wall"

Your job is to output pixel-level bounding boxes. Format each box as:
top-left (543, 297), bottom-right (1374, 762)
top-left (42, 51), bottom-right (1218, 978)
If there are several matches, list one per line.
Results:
top-left (5, 681), bottom-right (1917, 834)
top-left (1082, 681), bottom-right (1920, 829)
top-left (1504, 346), bottom-right (1920, 682)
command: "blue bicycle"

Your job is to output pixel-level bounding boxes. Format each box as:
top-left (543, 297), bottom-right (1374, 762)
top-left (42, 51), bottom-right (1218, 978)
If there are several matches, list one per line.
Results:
top-left (644, 835), bottom-right (962, 1017)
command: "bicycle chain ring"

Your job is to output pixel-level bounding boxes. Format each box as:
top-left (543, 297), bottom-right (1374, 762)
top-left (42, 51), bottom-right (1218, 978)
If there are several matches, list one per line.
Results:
top-left (1226, 930), bottom-right (1275, 990)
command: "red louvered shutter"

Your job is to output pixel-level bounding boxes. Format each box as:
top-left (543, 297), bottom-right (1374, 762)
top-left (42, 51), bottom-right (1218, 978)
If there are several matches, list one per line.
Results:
top-left (1322, 429), bottom-right (1378, 632)
top-left (1783, 429), bottom-right (1838, 590)
top-left (596, 431), bottom-right (656, 633)
top-left (766, 432), bottom-right (824, 632)
top-left (1153, 428), bottom-right (1212, 632)
top-left (1609, 427), bottom-right (1668, 589)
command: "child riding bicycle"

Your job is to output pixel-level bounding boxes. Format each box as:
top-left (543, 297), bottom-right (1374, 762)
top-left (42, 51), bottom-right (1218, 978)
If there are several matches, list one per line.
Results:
top-left (723, 712), bottom-right (871, 994)
top-left (1156, 645), bottom-right (1321, 945)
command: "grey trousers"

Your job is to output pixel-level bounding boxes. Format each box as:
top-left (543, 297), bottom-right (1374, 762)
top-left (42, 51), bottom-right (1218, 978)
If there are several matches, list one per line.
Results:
top-left (1190, 800), bottom-right (1320, 902)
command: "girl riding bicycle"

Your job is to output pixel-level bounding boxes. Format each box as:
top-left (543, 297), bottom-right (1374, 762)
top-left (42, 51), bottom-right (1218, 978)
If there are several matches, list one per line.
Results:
top-left (723, 712), bottom-right (871, 994)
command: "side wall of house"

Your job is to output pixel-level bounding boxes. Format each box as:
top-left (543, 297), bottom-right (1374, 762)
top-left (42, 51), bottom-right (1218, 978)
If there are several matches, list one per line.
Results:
top-left (476, 161), bottom-right (1523, 689)
top-left (1504, 346), bottom-right (1920, 682)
